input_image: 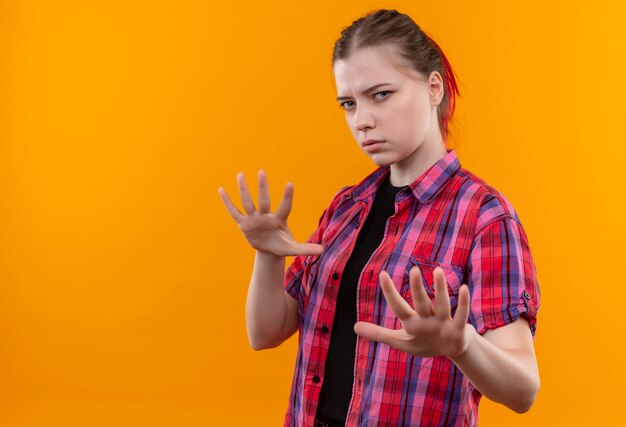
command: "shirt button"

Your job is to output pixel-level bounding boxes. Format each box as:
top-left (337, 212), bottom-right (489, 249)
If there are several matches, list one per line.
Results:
top-left (321, 325), bottom-right (329, 333)
top-left (313, 375), bottom-right (321, 383)
top-left (355, 221), bottom-right (360, 228)
top-left (332, 272), bottom-right (339, 280)
top-left (523, 290), bottom-right (531, 300)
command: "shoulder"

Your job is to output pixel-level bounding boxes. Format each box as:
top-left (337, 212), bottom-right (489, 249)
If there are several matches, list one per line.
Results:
top-left (335, 184), bottom-right (355, 199)
top-left (329, 165), bottom-right (388, 208)
top-left (325, 184), bottom-right (355, 210)
top-left (456, 166), bottom-right (522, 233)
top-left (312, 184), bottom-right (355, 227)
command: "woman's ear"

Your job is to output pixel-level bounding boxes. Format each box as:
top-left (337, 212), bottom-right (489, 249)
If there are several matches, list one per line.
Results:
top-left (428, 71), bottom-right (445, 107)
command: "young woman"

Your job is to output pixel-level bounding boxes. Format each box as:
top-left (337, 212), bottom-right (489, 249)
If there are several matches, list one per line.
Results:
top-left (218, 9), bottom-right (540, 427)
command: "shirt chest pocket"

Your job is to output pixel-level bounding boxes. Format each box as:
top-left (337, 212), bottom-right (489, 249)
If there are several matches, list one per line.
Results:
top-left (400, 256), bottom-right (466, 313)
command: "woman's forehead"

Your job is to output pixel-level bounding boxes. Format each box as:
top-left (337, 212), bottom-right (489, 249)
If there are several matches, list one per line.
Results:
top-left (333, 46), bottom-right (414, 94)
top-left (333, 46), bottom-right (417, 97)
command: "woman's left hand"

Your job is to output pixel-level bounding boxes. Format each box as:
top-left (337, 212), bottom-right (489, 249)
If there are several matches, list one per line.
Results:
top-left (354, 266), bottom-right (475, 358)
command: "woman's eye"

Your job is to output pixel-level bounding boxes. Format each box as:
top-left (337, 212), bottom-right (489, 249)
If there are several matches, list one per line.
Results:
top-left (339, 101), bottom-right (355, 110)
top-left (339, 92), bottom-right (391, 110)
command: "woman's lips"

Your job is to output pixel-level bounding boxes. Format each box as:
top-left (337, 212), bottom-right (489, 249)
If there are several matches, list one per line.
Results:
top-left (362, 140), bottom-right (386, 152)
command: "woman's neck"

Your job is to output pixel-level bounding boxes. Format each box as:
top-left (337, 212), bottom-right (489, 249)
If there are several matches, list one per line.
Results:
top-left (389, 141), bottom-right (448, 186)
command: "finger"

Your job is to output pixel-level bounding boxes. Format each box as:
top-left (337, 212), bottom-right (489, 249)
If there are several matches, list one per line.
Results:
top-left (217, 187), bottom-right (245, 223)
top-left (379, 271), bottom-right (415, 321)
top-left (257, 169), bottom-right (271, 214)
top-left (409, 266), bottom-right (434, 317)
top-left (433, 267), bottom-right (452, 320)
top-left (453, 284), bottom-right (471, 329)
top-left (237, 172), bottom-right (257, 214)
top-left (275, 182), bottom-right (294, 221)
top-left (354, 321), bottom-right (405, 350)
top-left (294, 243), bottom-right (325, 256)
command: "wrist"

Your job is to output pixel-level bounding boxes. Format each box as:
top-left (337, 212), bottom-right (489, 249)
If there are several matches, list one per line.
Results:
top-left (256, 249), bottom-right (284, 260)
top-left (447, 323), bottom-right (478, 361)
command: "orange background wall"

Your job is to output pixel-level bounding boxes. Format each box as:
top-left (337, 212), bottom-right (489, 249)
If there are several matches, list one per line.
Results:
top-left (1, 0), bottom-right (625, 425)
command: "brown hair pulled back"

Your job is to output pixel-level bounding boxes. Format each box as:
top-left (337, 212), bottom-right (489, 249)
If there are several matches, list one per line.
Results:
top-left (332, 9), bottom-right (461, 143)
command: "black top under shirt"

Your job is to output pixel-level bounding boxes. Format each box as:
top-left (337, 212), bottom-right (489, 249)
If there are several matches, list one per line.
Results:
top-left (315, 173), bottom-right (408, 424)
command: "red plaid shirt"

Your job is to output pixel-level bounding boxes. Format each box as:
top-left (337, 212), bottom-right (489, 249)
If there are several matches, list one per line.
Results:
top-left (283, 149), bottom-right (540, 426)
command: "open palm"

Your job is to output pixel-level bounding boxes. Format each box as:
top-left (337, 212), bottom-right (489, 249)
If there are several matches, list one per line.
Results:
top-left (354, 266), bottom-right (473, 358)
top-left (218, 169), bottom-right (324, 257)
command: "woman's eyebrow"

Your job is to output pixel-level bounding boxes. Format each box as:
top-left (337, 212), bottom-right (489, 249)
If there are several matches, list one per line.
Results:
top-left (336, 83), bottom-right (393, 101)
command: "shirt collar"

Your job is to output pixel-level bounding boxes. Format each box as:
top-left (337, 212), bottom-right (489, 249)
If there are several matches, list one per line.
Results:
top-left (348, 148), bottom-right (461, 204)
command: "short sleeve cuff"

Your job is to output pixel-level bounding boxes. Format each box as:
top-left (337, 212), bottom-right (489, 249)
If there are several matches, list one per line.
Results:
top-left (471, 299), bottom-right (538, 337)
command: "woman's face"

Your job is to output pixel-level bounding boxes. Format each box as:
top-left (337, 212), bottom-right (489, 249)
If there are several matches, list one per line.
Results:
top-left (333, 45), bottom-right (444, 168)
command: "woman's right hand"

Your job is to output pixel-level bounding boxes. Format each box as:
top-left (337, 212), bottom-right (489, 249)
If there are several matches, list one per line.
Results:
top-left (218, 169), bottom-right (325, 257)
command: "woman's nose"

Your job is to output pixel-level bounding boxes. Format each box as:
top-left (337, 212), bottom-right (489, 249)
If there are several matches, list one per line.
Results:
top-left (354, 108), bottom-right (375, 131)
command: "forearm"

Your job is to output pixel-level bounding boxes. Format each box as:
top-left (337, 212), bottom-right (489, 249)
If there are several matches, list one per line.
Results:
top-left (448, 324), bottom-right (540, 413)
top-left (246, 250), bottom-right (294, 350)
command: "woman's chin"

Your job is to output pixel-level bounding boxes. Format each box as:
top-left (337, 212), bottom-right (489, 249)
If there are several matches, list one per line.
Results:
top-left (367, 153), bottom-right (396, 167)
